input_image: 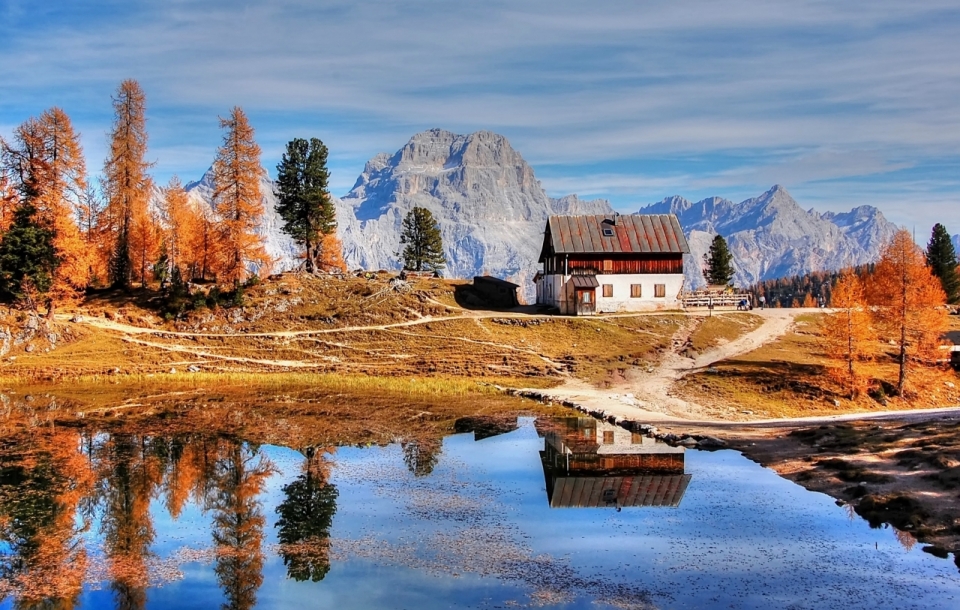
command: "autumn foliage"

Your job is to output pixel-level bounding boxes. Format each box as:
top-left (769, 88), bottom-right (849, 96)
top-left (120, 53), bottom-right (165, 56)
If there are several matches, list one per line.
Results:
top-left (212, 107), bottom-right (271, 285)
top-left (822, 272), bottom-right (875, 397)
top-left (0, 82), bottom-right (351, 312)
top-left (102, 80), bottom-right (156, 288)
top-left (867, 230), bottom-right (948, 395)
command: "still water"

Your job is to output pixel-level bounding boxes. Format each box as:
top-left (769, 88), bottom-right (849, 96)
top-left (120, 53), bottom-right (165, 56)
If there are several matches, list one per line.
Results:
top-left (1, 416), bottom-right (958, 609)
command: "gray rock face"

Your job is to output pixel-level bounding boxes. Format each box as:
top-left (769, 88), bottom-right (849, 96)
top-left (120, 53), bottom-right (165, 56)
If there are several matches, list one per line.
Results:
top-left (182, 132), bottom-right (902, 299)
top-left (953, 234), bottom-right (960, 254)
top-left (183, 129), bottom-right (610, 300)
top-left (640, 185), bottom-right (899, 289)
top-left (336, 129), bottom-right (612, 296)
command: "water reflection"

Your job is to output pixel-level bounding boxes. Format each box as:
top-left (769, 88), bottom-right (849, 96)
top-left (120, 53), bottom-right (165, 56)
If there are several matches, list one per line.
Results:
top-left (275, 448), bottom-right (338, 583)
top-left (537, 418), bottom-right (691, 509)
top-left (0, 429), bottom-right (92, 610)
top-left (0, 416), bottom-right (957, 609)
top-left (0, 431), bottom-right (288, 610)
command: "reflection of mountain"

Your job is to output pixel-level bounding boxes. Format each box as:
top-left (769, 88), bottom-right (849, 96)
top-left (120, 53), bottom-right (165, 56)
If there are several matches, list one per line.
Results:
top-left (537, 418), bottom-right (691, 509)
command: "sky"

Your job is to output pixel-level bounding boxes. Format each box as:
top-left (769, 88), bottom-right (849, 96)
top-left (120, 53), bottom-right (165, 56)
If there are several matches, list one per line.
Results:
top-left (2, 0), bottom-right (959, 235)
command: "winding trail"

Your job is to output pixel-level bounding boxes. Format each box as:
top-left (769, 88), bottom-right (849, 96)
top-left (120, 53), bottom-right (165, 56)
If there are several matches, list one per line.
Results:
top-left (525, 309), bottom-right (816, 423)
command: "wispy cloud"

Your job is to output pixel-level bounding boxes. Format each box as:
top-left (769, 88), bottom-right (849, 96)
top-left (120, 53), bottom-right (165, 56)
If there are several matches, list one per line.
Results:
top-left (2, 1), bottom-right (959, 232)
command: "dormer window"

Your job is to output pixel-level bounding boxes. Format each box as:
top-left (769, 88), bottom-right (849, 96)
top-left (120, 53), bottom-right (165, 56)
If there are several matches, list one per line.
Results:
top-left (602, 228), bottom-right (614, 237)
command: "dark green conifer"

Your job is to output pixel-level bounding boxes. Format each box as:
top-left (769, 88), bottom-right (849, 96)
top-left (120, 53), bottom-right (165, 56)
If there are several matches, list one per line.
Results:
top-left (0, 202), bottom-right (58, 309)
top-left (399, 206), bottom-right (446, 272)
top-left (274, 137), bottom-right (336, 273)
top-left (925, 223), bottom-right (960, 304)
top-left (703, 234), bottom-right (735, 286)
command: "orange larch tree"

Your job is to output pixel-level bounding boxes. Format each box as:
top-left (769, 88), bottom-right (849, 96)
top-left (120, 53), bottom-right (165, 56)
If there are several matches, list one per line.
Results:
top-left (0, 109), bottom-right (92, 312)
top-left (102, 79), bottom-right (154, 288)
top-left (316, 233), bottom-right (347, 273)
top-left (822, 271), bottom-right (876, 398)
top-left (867, 229), bottom-right (949, 395)
top-left (211, 107), bottom-right (270, 286)
top-left (159, 176), bottom-right (203, 282)
top-left (0, 169), bottom-right (17, 233)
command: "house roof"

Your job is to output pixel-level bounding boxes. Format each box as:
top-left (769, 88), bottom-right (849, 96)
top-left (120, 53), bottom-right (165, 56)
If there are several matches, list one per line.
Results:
top-left (541, 214), bottom-right (689, 259)
top-left (570, 275), bottom-right (600, 289)
top-left (473, 275), bottom-right (519, 289)
top-left (545, 474), bottom-right (692, 508)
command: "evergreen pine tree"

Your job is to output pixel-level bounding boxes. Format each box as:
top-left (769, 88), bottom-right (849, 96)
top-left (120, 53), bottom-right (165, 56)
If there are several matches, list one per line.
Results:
top-left (399, 207), bottom-right (446, 272)
top-left (703, 234), bottom-right (734, 286)
top-left (926, 223), bottom-right (960, 304)
top-left (0, 202), bottom-right (58, 309)
top-left (274, 138), bottom-right (338, 273)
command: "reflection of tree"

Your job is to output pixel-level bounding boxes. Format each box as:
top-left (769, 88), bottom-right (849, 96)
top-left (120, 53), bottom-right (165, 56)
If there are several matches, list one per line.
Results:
top-left (0, 429), bottom-right (94, 610)
top-left (208, 440), bottom-right (273, 610)
top-left (401, 438), bottom-right (441, 477)
top-left (275, 450), bottom-right (338, 582)
top-left (96, 435), bottom-right (162, 610)
top-left (162, 437), bottom-right (199, 520)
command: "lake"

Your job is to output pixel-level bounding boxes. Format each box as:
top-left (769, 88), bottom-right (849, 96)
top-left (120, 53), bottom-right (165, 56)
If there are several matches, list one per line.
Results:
top-left (0, 415), bottom-right (958, 609)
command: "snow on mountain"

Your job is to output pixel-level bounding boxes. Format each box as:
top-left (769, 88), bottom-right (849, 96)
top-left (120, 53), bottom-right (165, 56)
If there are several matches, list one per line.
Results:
top-left (184, 130), bottom-right (611, 298)
top-left (639, 185), bottom-right (899, 289)
top-left (335, 129), bottom-right (612, 294)
top-left (182, 131), bottom-right (902, 299)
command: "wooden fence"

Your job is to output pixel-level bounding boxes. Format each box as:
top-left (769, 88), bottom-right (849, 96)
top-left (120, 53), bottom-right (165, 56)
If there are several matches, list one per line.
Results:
top-left (681, 291), bottom-right (753, 310)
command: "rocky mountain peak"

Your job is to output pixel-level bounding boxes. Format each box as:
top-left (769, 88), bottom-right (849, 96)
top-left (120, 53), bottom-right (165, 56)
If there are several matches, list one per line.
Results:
top-left (640, 185), bottom-right (899, 289)
top-left (336, 129), bottom-right (611, 295)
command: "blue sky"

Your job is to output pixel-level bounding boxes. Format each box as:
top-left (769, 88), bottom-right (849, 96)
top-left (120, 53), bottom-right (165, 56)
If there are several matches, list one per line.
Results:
top-left (2, 0), bottom-right (959, 234)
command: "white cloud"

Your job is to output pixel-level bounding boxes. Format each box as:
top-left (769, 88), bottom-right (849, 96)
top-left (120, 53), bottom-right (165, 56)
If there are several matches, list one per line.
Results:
top-left (2, 0), bottom-right (960, 234)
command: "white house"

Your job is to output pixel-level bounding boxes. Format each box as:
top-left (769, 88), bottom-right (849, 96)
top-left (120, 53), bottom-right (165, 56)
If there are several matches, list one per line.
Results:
top-left (534, 213), bottom-right (689, 315)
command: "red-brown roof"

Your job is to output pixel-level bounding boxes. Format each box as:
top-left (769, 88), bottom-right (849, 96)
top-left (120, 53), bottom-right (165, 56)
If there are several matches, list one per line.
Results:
top-left (542, 214), bottom-right (689, 257)
top-left (546, 474), bottom-right (692, 508)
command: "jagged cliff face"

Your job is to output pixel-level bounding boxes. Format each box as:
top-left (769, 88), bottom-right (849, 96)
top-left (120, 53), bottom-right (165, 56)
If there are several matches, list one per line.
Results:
top-left (182, 130), bottom-right (902, 297)
top-left (184, 129), bottom-right (611, 299)
top-left (336, 129), bottom-right (612, 291)
top-left (640, 185), bottom-right (900, 289)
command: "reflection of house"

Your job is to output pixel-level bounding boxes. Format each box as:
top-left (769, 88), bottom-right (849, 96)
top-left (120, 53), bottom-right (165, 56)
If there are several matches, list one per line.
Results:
top-left (454, 416), bottom-right (519, 441)
top-left (537, 417), bottom-right (691, 508)
top-left (534, 214), bottom-right (689, 315)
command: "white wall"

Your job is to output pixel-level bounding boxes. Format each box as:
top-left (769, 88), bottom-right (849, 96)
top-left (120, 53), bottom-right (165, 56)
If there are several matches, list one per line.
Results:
top-left (535, 273), bottom-right (685, 313)
top-left (594, 273), bottom-right (685, 312)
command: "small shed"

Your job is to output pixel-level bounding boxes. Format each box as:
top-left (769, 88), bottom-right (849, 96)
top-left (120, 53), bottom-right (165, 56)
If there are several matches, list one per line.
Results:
top-left (472, 276), bottom-right (520, 308)
top-left (945, 330), bottom-right (960, 370)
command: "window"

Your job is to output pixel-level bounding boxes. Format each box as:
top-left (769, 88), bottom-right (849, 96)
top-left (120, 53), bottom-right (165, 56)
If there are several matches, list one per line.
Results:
top-left (630, 284), bottom-right (642, 298)
top-left (654, 284), bottom-right (666, 298)
top-left (631, 432), bottom-right (643, 444)
top-left (581, 290), bottom-right (592, 303)
top-left (602, 259), bottom-right (613, 273)
top-left (603, 430), bottom-right (615, 444)
top-left (602, 228), bottom-right (614, 237)
top-left (602, 284), bottom-right (613, 298)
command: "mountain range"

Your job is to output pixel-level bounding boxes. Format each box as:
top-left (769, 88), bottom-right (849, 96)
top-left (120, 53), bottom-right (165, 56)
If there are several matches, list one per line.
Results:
top-left (638, 187), bottom-right (899, 288)
top-left (184, 129), bottom-right (918, 298)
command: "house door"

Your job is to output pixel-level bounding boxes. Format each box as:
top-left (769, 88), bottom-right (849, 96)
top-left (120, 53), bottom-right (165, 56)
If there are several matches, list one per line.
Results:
top-left (576, 288), bottom-right (596, 316)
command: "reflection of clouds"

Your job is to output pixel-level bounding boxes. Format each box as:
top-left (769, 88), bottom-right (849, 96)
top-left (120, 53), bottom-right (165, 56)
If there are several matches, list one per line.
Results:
top-left (331, 443), bottom-right (656, 609)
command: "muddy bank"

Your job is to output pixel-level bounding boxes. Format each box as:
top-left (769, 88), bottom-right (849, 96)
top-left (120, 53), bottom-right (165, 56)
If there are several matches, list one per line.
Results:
top-left (653, 416), bottom-right (960, 568)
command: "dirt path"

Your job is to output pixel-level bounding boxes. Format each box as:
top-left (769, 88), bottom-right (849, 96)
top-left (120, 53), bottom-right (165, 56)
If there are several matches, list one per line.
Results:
top-left (527, 309), bottom-right (807, 422)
